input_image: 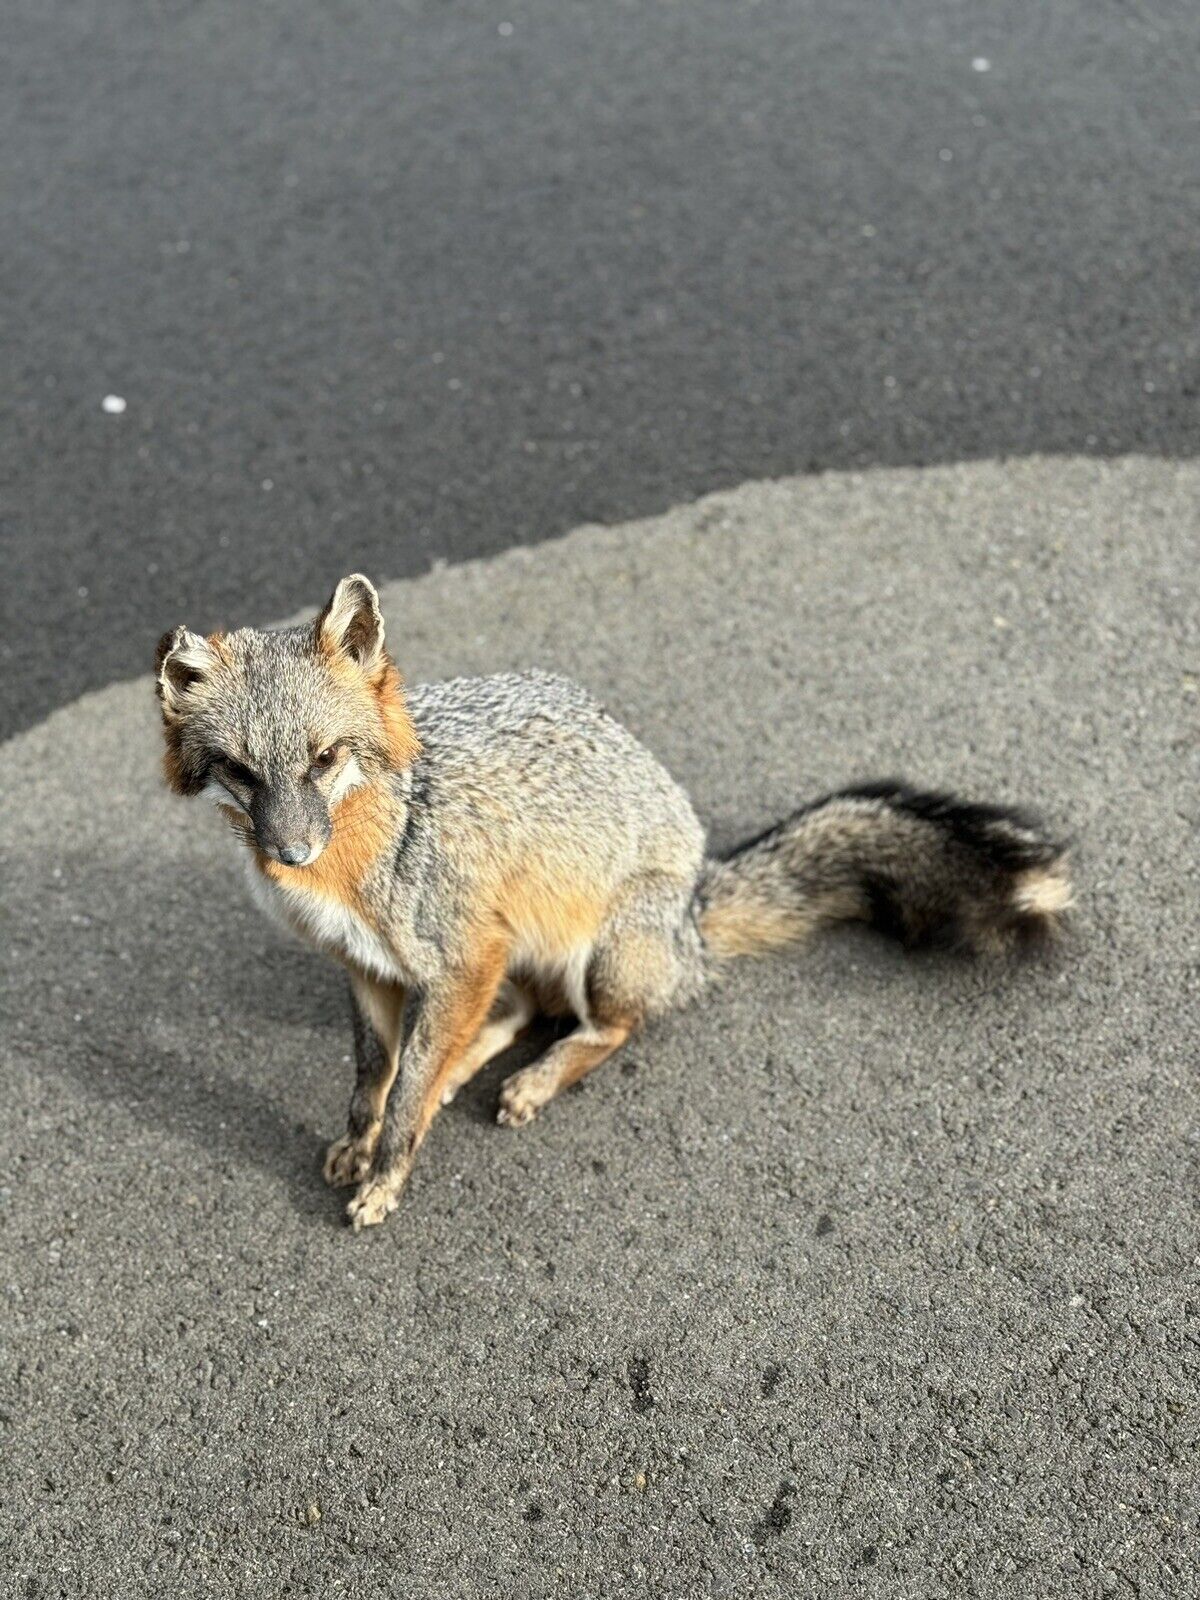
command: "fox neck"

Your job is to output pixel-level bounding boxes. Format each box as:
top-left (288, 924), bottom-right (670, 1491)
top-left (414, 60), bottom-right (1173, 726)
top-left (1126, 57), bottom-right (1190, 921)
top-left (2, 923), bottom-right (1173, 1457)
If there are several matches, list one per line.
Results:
top-left (374, 662), bottom-right (421, 770)
top-left (254, 777), bottom-right (401, 921)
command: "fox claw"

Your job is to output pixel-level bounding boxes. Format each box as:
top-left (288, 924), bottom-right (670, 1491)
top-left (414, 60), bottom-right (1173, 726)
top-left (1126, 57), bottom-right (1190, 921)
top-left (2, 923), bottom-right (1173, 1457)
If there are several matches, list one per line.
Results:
top-left (323, 1133), bottom-right (374, 1189)
top-left (497, 1071), bottom-right (544, 1128)
top-left (347, 1176), bottom-right (400, 1230)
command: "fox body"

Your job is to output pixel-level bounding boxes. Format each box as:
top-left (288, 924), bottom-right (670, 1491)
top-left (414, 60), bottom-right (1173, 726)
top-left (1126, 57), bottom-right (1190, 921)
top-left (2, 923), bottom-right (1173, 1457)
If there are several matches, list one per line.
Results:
top-left (157, 575), bottom-right (1071, 1229)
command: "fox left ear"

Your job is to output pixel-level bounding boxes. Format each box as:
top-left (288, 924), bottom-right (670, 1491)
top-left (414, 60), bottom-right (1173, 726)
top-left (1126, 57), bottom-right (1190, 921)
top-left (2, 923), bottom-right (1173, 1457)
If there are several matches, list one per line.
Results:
top-left (317, 574), bottom-right (386, 676)
top-left (155, 626), bottom-right (218, 717)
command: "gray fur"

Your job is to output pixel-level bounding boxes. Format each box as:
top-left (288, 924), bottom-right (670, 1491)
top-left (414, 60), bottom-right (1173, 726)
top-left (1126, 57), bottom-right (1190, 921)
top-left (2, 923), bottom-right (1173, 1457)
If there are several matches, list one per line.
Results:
top-left (157, 576), bottom-right (1070, 1228)
top-left (399, 670), bottom-right (708, 1006)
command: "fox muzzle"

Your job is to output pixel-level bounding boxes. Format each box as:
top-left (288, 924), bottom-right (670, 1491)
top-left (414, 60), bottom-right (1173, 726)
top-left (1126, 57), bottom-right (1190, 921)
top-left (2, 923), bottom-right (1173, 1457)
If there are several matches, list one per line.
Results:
top-left (251, 779), bottom-right (330, 867)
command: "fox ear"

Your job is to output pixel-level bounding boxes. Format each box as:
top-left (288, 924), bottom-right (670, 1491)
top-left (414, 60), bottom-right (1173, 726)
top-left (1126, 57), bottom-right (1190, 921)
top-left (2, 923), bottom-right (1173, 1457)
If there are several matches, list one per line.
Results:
top-left (156, 627), bottom-right (218, 715)
top-left (317, 574), bottom-right (386, 675)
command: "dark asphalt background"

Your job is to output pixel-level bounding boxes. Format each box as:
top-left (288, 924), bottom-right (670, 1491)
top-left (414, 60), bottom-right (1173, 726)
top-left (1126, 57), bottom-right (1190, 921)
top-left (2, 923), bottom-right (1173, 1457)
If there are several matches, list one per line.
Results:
top-left (4, 0), bottom-right (1199, 737)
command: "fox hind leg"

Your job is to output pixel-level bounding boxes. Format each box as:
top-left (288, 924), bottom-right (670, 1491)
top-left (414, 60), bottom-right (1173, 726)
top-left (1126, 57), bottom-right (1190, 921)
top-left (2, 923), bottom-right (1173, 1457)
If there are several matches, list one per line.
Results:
top-left (496, 875), bottom-right (697, 1127)
top-left (497, 1017), bottom-right (634, 1127)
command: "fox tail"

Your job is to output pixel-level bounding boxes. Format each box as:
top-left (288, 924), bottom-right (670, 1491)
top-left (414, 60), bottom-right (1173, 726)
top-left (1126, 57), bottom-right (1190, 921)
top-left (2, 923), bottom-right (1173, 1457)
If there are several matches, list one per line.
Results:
top-left (697, 781), bottom-right (1071, 961)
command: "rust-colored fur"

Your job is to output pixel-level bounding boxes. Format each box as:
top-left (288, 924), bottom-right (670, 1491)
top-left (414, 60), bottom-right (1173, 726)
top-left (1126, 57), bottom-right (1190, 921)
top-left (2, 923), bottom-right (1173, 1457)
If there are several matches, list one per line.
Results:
top-left (494, 870), bottom-right (606, 953)
top-left (413, 938), bottom-right (512, 1139)
top-left (323, 646), bottom-right (421, 773)
top-left (255, 780), bottom-right (397, 924)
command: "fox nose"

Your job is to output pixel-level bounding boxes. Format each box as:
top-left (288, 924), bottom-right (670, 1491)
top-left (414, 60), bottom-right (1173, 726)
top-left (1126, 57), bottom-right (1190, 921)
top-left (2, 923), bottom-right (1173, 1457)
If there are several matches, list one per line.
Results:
top-left (278, 842), bottom-right (311, 866)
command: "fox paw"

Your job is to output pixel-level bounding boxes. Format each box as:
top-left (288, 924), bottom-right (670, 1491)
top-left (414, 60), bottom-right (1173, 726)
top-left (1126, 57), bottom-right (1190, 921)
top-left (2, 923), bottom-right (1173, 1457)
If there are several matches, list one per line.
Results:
top-left (323, 1133), bottom-right (375, 1189)
top-left (347, 1176), bottom-right (401, 1231)
top-left (496, 1069), bottom-right (548, 1128)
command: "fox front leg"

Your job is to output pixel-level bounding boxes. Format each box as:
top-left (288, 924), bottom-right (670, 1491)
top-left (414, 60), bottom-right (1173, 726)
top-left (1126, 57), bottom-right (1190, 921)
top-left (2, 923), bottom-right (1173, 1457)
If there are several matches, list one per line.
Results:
top-left (323, 974), bottom-right (405, 1189)
top-left (347, 943), bottom-right (509, 1230)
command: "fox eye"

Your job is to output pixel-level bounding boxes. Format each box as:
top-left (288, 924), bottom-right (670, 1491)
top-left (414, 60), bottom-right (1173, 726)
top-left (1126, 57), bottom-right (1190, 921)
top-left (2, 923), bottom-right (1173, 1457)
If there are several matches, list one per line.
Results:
top-left (310, 744), bottom-right (339, 775)
top-left (224, 758), bottom-right (256, 788)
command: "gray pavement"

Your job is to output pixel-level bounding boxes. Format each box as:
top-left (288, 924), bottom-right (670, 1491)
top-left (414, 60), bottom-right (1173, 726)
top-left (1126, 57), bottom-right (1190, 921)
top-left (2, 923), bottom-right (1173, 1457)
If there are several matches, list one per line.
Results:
top-left (5, 0), bottom-right (1200, 737)
top-left (2, 457), bottom-right (1196, 1596)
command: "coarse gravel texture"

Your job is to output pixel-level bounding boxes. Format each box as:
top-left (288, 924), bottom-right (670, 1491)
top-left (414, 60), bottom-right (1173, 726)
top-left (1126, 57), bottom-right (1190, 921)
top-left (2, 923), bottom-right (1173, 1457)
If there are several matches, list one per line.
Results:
top-left (2, 456), bottom-right (1198, 1597)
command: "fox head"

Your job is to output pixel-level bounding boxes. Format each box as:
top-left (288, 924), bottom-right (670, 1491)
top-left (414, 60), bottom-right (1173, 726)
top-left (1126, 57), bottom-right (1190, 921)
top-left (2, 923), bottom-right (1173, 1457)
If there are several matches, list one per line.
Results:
top-left (155, 574), bottom-right (418, 867)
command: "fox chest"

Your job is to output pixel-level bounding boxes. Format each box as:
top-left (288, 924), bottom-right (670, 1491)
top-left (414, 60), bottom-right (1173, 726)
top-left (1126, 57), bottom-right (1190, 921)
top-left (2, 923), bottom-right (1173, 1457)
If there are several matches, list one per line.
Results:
top-left (246, 867), bottom-right (410, 985)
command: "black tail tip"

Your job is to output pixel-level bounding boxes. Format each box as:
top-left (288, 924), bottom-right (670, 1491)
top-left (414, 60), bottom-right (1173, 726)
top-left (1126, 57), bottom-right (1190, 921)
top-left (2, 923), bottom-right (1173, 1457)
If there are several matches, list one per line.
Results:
top-left (844, 780), bottom-right (1073, 954)
top-left (840, 779), bottom-right (1066, 876)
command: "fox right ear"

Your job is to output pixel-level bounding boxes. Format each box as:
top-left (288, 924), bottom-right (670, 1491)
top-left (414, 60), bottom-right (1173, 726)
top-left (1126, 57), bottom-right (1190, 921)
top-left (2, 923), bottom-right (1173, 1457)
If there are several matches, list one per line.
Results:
top-left (155, 626), bottom-right (217, 716)
top-left (317, 574), bottom-right (386, 676)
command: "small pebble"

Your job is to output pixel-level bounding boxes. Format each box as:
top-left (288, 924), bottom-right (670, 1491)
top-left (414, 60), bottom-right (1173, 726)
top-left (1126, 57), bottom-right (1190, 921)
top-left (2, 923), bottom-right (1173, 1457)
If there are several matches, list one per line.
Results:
top-left (302, 1500), bottom-right (321, 1525)
top-left (101, 395), bottom-right (126, 415)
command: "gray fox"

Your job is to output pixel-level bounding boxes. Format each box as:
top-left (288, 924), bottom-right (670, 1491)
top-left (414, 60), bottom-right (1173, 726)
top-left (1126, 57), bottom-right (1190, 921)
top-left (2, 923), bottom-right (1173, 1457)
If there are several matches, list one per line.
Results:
top-left (156, 575), bottom-right (1071, 1229)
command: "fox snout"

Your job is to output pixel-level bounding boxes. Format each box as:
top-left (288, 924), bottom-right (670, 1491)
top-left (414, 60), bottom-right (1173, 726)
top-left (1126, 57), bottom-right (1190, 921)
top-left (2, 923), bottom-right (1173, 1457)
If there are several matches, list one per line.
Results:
top-left (251, 779), bottom-right (331, 867)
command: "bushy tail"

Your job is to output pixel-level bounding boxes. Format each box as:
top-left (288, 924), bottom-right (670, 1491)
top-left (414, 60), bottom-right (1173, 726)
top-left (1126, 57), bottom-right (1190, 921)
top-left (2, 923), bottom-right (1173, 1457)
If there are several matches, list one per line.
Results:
top-left (698, 781), bottom-right (1071, 960)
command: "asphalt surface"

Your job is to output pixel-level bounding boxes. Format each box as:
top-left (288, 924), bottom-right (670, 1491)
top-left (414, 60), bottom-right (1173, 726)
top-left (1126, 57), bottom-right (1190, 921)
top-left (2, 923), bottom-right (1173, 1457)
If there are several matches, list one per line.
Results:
top-left (2, 457), bottom-right (1197, 1596)
top-left (5, 0), bottom-right (1200, 738)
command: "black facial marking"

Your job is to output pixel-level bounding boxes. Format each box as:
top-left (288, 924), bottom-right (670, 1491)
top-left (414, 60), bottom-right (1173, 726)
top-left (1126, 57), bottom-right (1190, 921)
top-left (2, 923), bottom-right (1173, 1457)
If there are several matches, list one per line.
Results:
top-left (224, 758), bottom-right (257, 788)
